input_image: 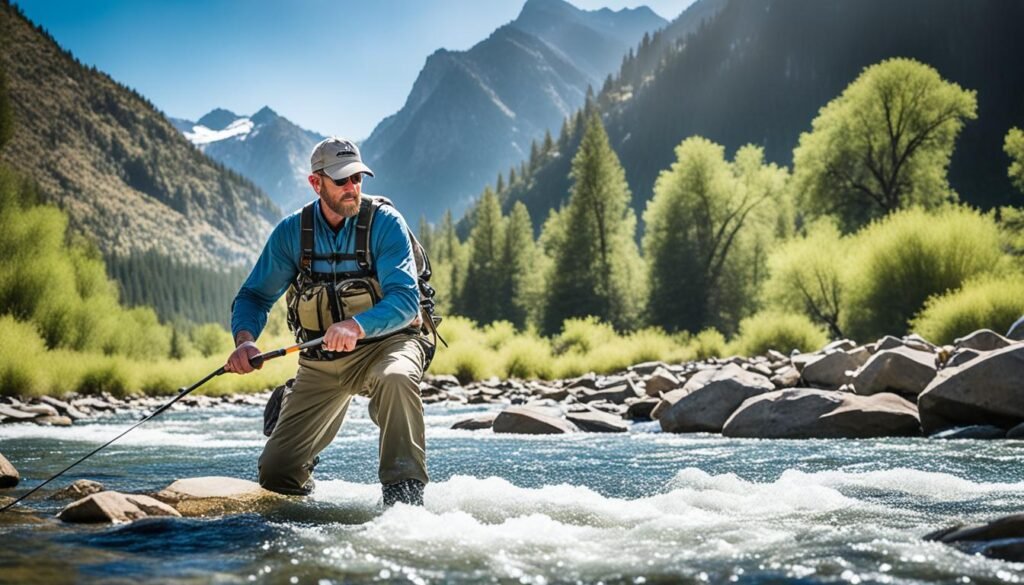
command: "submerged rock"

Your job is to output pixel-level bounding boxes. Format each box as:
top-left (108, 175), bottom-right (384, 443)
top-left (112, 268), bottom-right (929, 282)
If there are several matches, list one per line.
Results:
top-left (58, 491), bottom-right (181, 523)
top-left (450, 412), bottom-right (498, 431)
top-left (49, 479), bottom-right (105, 500)
top-left (0, 452), bottom-right (19, 488)
top-left (153, 476), bottom-right (279, 517)
top-left (918, 343), bottom-right (1024, 434)
top-left (722, 388), bottom-right (920, 439)
top-left (928, 425), bottom-right (1006, 440)
top-left (926, 513), bottom-right (1024, 562)
top-left (493, 406), bottom-right (578, 434)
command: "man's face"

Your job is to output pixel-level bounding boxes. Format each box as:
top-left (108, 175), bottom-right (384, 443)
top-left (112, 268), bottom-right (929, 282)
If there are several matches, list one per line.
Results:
top-left (314, 171), bottom-right (362, 218)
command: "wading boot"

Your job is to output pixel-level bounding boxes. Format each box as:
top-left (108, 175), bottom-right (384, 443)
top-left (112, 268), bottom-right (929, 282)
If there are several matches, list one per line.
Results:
top-left (382, 479), bottom-right (424, 507)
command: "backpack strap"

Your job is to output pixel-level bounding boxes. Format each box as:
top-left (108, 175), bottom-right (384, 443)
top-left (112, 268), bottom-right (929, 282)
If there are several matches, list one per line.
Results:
top-left (299, 202), bottom-right (316, 277)
top-left (355, 196), bottom-right (386, 272)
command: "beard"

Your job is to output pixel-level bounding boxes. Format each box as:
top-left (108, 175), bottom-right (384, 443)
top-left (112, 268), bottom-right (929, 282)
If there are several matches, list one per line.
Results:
top-left (322, 190), bottom-right (361, 218)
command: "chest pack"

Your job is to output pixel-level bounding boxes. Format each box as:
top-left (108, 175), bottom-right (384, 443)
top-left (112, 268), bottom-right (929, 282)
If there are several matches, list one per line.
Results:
top-left (285, 195), bottom-right (442, 361)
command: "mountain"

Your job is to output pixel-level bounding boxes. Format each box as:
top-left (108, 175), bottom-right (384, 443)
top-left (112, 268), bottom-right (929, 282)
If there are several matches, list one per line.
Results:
top-left (360, 0), bottom-right (665, 223)
top-left (174, 107), bottom-right (326, 213)
top-left (503, 0), bottom-right (1024, 225)
top-left (0, 2), bottom-right (279, 271)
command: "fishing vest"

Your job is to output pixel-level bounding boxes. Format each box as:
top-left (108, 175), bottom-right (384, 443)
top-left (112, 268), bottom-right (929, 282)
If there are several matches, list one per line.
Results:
top-left (285, 195), bottom-right (441, 361)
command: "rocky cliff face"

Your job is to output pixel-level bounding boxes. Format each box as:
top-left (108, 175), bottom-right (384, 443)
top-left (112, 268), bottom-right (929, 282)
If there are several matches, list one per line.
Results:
top-left (359, 0), bottom-right (665, 223)
top-left (0, 3), bottom-right (279, 269)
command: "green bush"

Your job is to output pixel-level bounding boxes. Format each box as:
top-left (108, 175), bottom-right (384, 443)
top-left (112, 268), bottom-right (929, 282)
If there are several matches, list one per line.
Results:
top-left (842, 206), bottom-right (1009, 341)
top-left (482, 320), bottom-right (517, 350)
top-left (499, 336), bottom-right (555, 379)
top-left (729, 311), bottom-right (829, 357)
top-left (0, 315), bottom-right (48, 396)
top-left (910, 274), bottom-right (1024, 344)
top-left (689, 328), bottom-right (726, 360)
top-left (76, 359), bottom-right (133, 397)
top-left (553, 316), bottom-right (616, 355)
top-left (190, 322), bottom-right (233, 358)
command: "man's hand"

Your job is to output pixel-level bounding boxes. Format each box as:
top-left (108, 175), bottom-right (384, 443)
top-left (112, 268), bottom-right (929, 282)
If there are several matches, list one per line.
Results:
top-left (323, 319), bottom-right (365, 353)
top-left (225, 333), bottom-right (262, 374)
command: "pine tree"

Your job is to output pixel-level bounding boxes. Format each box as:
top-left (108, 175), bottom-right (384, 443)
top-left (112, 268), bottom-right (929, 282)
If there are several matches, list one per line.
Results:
top-left (503, 202), bottom-right (543, 328)
top-left (542, 130), bottom-right (554, 155)
top-left (542, 112), bottom-right (644, 334)
top-left (457, 188), bottom-right (506, 324)
top-left (495, 172), bottom-right (505, 195)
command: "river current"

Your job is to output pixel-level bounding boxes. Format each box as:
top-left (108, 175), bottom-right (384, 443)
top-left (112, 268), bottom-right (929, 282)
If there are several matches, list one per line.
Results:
top-left (1, 400), bottom-right (1022, 584)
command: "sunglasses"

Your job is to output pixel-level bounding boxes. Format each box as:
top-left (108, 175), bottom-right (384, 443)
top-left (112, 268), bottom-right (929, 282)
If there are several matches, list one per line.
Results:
top-left (318, 172), bottom-right (363, 187)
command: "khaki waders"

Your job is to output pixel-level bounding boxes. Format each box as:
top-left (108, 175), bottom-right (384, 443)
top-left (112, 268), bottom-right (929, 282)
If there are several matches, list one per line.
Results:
top-left (258, 333), bottom-right (428, 495)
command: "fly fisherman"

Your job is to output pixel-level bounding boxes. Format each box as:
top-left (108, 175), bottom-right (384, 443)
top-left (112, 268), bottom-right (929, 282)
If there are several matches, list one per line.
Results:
top-left (225, 137), bottom-right (429, 506)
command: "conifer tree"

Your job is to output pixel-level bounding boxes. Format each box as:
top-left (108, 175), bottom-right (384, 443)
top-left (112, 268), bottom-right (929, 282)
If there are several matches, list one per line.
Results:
top-left (457, 188), bottom-right (506, 324)
top-left (542, 129), bottom-right (554, 155)
top-left (503, 202), bottom-right (544, 328)
top-left (543, 112), bottom-right (644, 334)
top-left (1006, 127), bottom-right (1024, 195)
top-left (495, 172), bottom-right (505, 195)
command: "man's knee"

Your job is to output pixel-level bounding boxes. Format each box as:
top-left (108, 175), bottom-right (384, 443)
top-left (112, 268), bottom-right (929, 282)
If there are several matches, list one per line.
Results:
top-left (258, 452), bottom-right (315, 495)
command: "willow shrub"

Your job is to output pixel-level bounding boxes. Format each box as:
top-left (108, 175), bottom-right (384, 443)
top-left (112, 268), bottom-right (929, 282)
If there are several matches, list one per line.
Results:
top-left (842, 206), bottom-right (1008, 342)
top-left (688, 328), bottom-right (727, 360)
top-left (729, 311), bottom-right (829, 357)
top-left (910, 274), bottom-right (1024, 344)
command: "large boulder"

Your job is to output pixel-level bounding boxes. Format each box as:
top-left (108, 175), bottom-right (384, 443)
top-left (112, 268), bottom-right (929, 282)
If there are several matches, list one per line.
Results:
top-left (1008, 316), bottom-right (1024, 341)
top-left (153, 476), bottom-right (279, 517)
top-left (918, 343), bottom-right (1024, 434)
top-left (850, 346), bottom-right (937, 397)
top-left (0, 453), bottom-right (19, 488)
top-left (722, 388), bottom-right (920, 439)
top-left (800, 350), bottom-right (869, 390)
top-left (659, 364), bottom-right (774, 433)
top-left (955, 329), bottom-right (1014, 352)
top-left (50, 479), bottom-right (104, 500)
top-left (926, 513), bottom-right (1024, 562)
top-left (493, 406), bottom-right (578, 434)
top-left (58, 491), bottom-right (181, 523)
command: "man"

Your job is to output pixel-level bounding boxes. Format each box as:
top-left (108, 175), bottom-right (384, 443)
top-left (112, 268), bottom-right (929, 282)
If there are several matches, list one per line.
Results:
top-left (225, 137), bottom-right (428, 506)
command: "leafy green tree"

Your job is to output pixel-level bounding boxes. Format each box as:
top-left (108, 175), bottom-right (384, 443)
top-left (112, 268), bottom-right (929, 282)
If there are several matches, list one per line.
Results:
top-left (643, 137), bottom-right (788, 334)
top-left (543, 112), bottom-right (644, 334)
top-left (1006, 127), bottom-right (1024, 195)
top-left (190, 322), bottom-right (232, 357)
top-left (457, 188), bottom-right (506, 324)
top-left (792, 58), bottom-right (977, 231)
top-left (764, 219), bottom-right (847, 338)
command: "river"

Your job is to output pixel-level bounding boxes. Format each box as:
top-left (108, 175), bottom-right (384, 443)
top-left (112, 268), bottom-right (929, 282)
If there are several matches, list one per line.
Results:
top-left (1, 400), bottom-right (1023, 584)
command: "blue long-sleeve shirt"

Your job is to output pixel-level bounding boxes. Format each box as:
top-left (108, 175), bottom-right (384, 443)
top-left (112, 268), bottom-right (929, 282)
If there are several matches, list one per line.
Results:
top-left (231, 198), bottom-right (420, 341)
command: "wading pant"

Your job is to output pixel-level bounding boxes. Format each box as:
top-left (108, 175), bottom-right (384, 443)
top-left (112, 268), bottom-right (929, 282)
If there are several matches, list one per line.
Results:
top-left (257, 333), bottom-right (428, 495)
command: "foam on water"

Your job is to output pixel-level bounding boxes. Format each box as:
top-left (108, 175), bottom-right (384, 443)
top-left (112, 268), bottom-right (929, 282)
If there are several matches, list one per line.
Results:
top-left (0, 418), bottom-right (263, 448)
top-left (265, 469), bottom-right (1024, 584)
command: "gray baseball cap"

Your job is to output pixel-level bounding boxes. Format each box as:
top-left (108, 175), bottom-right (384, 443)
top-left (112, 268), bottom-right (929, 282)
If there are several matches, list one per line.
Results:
top-left (310, 137), bottom-right (375, 180)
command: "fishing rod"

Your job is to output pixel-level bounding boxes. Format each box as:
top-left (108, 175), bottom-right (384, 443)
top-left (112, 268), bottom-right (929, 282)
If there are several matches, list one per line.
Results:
top-left (0, 336), bottom-right (324, 514)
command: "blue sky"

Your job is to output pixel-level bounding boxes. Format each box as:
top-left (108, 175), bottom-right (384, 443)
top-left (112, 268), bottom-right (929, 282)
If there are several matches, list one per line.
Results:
top-left (19, 0), bottom-right (693, 140)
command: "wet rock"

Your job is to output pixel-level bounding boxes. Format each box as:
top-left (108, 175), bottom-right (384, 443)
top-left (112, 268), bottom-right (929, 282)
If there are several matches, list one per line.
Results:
top-left (578, 380), bottom-right (642, 405)
top-left (926, 513), bottom-right (1024, 562)
top-left (50, 479), bottom-right (105, 500)
top-left (929, 425), bottom-right (1006, 440)
top-left (624, 398), bottom-right (660, 421)
top-left (955, 329), bottom-right (1014, 352)
top-left (722, 388), bottom-right (920, 439)
top-left (71, 397), bottom-right (118, 413)
top-left (650, 388), bottom-right (687, 420)
top-left (153, 476), bottom-right (279, 517)
top-left (493, 406), bottom-right (578, 434)
top-left (850, 346), bottom-right (937, 397)
top-left (58, 491), bottom-right (181, 523)
top-left (801, 350), bottom-right (869, 390)
top-left (18, 403), bottom-right (59, 417)
top-left (566, 409), bottom-right (628, 433)
top-left (918, 343), bottom-right (1024, 434)
top-left (425, 374), bottom-right (461, 388)
top-left (643, 367), bottom-right (681, 397)
top-left (0, 452), bottom-right (19, 488)
top-left (33, 415), bottom-right (72, 427)
top-left (450, 412), bottom-right (498, 431)
top-left (660, 364), bottom-right (774, 433)
top-left (37, 396), bottom-right (88, 420)
top-left (1008, 316), bottom-right (1024, 341)
top-left (1008, 422), bottom-right (1024, 439)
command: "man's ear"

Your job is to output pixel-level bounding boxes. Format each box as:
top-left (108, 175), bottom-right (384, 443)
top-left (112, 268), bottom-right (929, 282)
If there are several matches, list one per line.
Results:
top-left (307, 174), bottom-right (321, 194)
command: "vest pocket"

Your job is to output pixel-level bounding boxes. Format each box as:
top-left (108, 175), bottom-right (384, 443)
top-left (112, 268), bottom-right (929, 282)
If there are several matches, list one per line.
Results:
top-left (296, 284), bottom-right (333, 331)
top-left (336, 278), bottom-right (380, 320)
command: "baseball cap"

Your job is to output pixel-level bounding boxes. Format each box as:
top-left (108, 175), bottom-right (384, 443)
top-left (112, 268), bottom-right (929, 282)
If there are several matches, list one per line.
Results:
top-left (310, 137), bottom-right (375, 180)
